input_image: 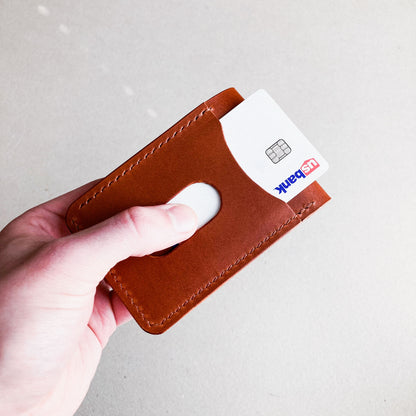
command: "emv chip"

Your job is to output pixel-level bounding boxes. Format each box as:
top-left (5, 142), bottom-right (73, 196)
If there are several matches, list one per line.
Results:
top-left (265, 139), bottom-right (291, 164)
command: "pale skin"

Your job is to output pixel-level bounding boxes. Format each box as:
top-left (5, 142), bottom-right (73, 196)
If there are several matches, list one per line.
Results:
top-left (0, 180), bottom-right (198, 416)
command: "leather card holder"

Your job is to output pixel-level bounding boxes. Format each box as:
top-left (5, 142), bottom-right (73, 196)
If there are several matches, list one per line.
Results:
top-left (65, 87), bottom-right (330, 334)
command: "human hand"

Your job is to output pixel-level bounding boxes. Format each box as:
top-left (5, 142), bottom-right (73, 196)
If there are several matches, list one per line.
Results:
top-left (0, 180), bottom-right (197, 416)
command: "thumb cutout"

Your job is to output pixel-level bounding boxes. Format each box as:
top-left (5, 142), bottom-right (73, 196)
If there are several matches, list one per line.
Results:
top-left (42, 204), bottom-right (197, 291)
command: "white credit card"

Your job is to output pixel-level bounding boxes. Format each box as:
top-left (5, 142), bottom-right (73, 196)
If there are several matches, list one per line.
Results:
top-left (219, 89), bottom-right (329, 203)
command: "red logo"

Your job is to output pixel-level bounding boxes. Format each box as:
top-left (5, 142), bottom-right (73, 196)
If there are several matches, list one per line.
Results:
top-left (300, 158), bottom-right (320, 176)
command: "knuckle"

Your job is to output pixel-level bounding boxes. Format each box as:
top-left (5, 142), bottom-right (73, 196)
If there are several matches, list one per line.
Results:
top-left (120, 206), bottom-right (145, 228)
top-left (34, 239), bottom-right (70, 271)
top-left (116, 206), bottom-right (173, 249)
top-left (117, 206), bottom-right (154, 239)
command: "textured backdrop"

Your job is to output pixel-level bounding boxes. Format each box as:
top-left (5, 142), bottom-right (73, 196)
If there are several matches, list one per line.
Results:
top-left (1, 1), bottom-right (415, 415)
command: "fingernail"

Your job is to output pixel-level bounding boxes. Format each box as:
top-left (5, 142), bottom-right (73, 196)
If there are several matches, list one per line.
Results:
top-left (166, 204), bottom-right (197, 233)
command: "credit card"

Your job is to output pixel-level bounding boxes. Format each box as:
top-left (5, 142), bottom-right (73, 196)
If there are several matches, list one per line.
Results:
top-left (219, 89), bottom-right (329, 203)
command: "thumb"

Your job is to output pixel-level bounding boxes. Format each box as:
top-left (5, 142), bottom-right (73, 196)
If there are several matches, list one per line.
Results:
top-left (40, 204), bottom-right (197, 292)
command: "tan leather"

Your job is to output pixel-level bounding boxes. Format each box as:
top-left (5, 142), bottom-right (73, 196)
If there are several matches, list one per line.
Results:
top-left (65, 88), bottom-right (330, 334)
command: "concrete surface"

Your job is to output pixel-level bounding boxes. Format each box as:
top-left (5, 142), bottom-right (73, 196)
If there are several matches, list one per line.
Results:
top-left (1, 1), bottom-right (415, 415)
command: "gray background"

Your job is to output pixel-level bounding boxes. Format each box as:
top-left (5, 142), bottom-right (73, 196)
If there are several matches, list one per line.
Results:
top-left (1, 1), bottom-right (416, 415)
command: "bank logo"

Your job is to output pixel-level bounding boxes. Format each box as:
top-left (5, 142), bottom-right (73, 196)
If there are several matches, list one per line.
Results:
top-left (274, 158), bottom-right (320, 194)
top-left (301, 158), bottom-right (320, 176)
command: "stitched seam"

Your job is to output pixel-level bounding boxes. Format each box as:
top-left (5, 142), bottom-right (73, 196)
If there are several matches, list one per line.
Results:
top-left (77, 107), bottom-right (213, 210)
top-left (110, 201), bottom-right (316, 328)
top-left (71, 218), bottom-right (79, 232)
top-left (297, 200), bottom-right (316, 216)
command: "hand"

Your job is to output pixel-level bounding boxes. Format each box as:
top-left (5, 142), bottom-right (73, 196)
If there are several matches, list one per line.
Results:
top-left (0, 180), bottom-right (197, 416)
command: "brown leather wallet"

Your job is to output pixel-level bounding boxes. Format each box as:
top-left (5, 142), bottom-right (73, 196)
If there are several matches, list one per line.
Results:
top-left (65, 88), bottom-right (330, 334)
